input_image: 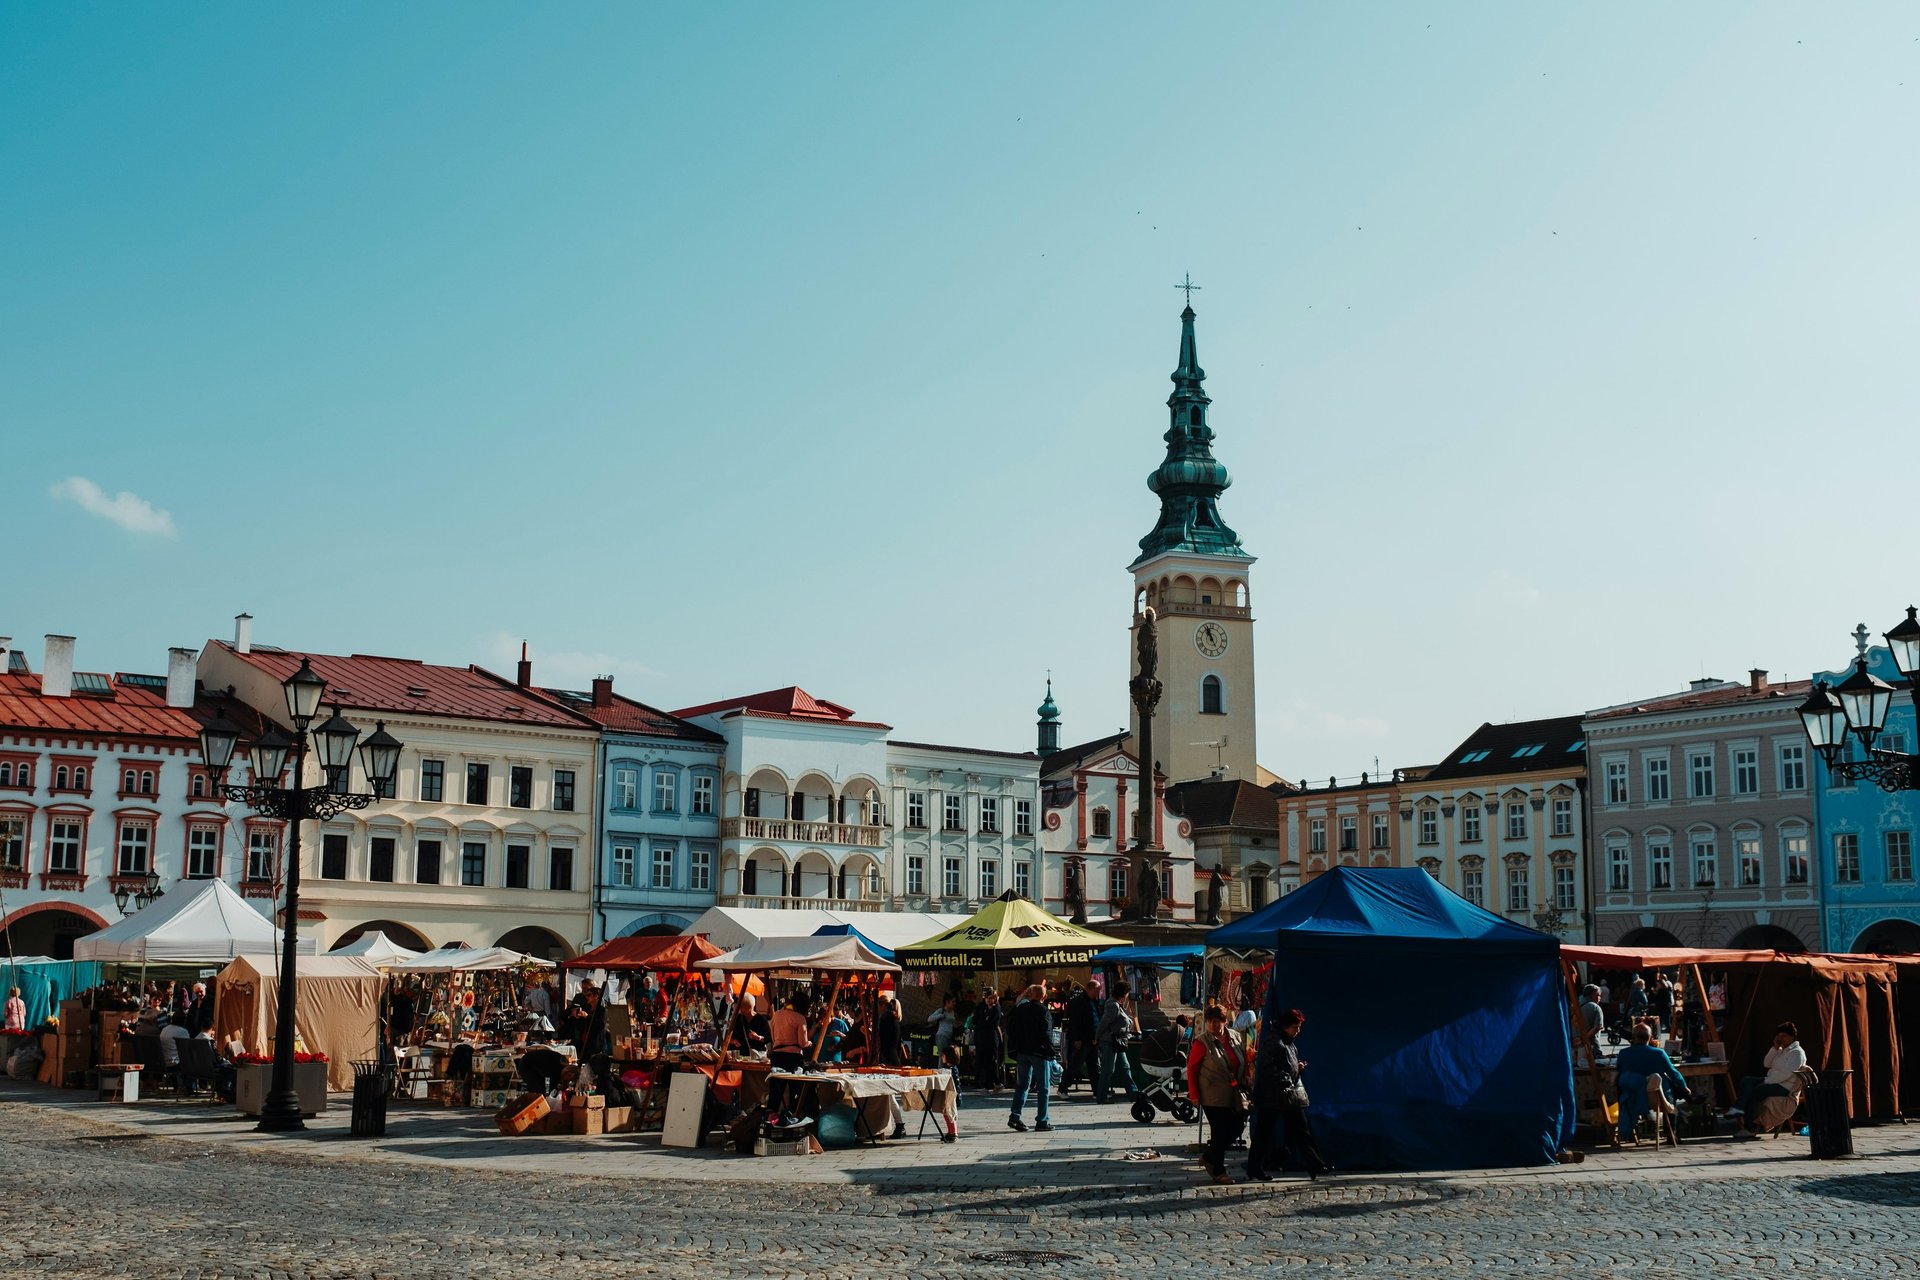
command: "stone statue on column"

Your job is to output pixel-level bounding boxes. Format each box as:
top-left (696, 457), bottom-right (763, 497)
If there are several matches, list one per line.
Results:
top-left (1127, 609), bottom-right (1164, 923)
top-left (1065, 859), bottom-right (1087, 925)
top-left (1205, 867), bottom-right (1224, 925)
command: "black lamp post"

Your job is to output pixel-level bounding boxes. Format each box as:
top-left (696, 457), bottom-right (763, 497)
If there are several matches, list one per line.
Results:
top-left (198, 659), bottom-right (401, 1132)
top-left (112, 869), bottom-right (163, 915)
top-left (1799, 606), bottom-right (1920, 793)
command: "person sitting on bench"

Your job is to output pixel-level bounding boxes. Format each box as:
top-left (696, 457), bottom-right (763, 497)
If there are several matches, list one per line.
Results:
top-left (1615, 1023), bottom-right (1689, 1144)
top-left (1727, 1022), bottom-right (1806, 1133)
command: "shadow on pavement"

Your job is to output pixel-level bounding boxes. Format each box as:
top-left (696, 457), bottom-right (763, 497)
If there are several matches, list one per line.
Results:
top-left (1801, 1171), bottom-right (1920, 1206)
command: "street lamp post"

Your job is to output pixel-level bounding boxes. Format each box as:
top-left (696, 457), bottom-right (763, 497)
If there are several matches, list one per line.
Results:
top-left (1799, 606), bottom-right (1920, 793)
top-left (112, 868), bottom-right (163, 914)
top-left (197, 659), bottom-right (401, 1132)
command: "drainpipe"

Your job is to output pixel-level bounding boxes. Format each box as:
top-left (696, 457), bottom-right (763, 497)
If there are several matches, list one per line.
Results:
top-left (592, 737), bottom-right (609, 945)
top-left (1577, 773), bottom-right (1595, 944)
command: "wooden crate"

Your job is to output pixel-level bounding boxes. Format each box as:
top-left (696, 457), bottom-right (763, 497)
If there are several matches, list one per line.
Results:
top-left (494, 1092), bottom-right (550, 1136)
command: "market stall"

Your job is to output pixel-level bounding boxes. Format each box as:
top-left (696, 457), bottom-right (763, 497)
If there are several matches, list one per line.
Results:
top-left (1210, 866), bottom-right (1576, 1170)
top-left (564, 933), bottom-right (726, 1067)
top-left (329, 931), bottom-right (422, 967)
top-left (74, 877), bottom-right (314, 966)
top-left (385, 945), bottom-right (561, 1107)
top-left (213, 953), bottom-right (383, 1093)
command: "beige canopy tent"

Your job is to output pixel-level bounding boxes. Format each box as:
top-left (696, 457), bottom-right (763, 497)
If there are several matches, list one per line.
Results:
top-left (213, 953), bottom-right (384, 1091)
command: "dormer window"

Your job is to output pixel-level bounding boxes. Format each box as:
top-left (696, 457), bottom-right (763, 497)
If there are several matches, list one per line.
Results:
top-left (1188, 406), bottom-right (1202, 426)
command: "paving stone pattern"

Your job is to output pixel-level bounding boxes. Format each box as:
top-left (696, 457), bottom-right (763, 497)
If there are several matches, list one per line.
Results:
top-left (7, 1099), bottom-right (1920, 1279)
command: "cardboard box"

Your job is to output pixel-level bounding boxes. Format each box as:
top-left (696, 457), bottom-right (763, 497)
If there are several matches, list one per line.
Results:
top-left (571, 1093), bottom-right (606, 1110)
top-left (753, 1135), bottom-right (821, 1157)
top-left (602, 1105), bottom-right (633, 1133)
top-left (533, 1110), bottom-right (571, 1135)
top-left (495, 1092), bottom-right (550, 1136)
top-left (571, 1104), bottom-right (605, 1136)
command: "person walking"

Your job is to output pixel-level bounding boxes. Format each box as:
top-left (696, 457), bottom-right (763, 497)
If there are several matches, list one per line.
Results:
top-left (1245, 1007), bottom-right (1330, 1181)
top-left (875, 994), bottom-right (904, 1067)
top-left (1093, 982), bottom-right (1136, 1103)
top-left (1186, 1004), bottom-right (1249, 1184)
top-left (3, 987), bottom-right (25, 1032)
top-left (1062, 983), bottom-right (1098, 1096)
top-left (1006, 983), bottom-right (1056, 1132)
top-left (972, 988), bottom-right (1004, 1090)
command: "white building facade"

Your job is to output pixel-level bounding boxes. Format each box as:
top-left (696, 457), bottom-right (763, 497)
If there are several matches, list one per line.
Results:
top-left (887, 740), bottom-right (1042, 912)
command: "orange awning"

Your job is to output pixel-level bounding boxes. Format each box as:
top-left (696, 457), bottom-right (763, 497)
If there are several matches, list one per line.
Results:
top-left (1560, 944), bottom-right (1778, 970)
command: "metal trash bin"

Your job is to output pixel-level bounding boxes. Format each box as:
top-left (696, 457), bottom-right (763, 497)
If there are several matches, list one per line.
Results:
top-left (350, 1060), bottom-right (395, 1138)
top-left (1805, 1077), bottom-right (1854, 1159)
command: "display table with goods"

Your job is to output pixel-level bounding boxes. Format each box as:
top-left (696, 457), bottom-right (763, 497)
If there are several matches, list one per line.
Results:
top-left (765, 1066), bottom-right (958, 1143)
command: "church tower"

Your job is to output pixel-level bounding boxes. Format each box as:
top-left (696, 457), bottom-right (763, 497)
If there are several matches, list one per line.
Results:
top-left (1128, 301), bottom-right (1257, 785)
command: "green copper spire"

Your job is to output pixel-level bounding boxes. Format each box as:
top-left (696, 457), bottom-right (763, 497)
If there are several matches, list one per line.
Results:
top-left (1132, 305), bottom-right (1248, 567)
top-left (1036, 675), bottom-right (1061, 755)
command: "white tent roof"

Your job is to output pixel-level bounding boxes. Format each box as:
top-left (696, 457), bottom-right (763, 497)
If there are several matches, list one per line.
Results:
top-left (73, 878), bottom-right (315, 965)
top-left (220, 952), bottom-right (384, 981)
top-left (695, 935), bottom-right (899, 974)
top-left (681, 906), bottom-right (970, 953)
top-left (329, 931), bottom-right (422, 966)
top-left (392, 945), bottom-right (554, 974)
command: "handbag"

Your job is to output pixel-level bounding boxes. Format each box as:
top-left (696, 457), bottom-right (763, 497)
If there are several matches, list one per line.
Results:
top-left (1281, 1080), bottom-right (1309, 1109)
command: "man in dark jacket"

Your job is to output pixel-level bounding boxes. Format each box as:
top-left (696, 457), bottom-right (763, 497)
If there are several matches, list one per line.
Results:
top-left (1063, 983), bottom-right (1098, 1096)
top-left (1006, 983), bottom-right (1056, 1132)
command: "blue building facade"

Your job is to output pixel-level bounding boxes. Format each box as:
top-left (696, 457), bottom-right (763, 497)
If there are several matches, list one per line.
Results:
top-left (544, 678), bottom-right (726, 942)
top-left (1814, 643), bottom-right (1920, 954)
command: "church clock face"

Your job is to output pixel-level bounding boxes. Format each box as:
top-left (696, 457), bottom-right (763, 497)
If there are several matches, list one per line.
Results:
top-left (1194, 622), bottom-right (1230, 658)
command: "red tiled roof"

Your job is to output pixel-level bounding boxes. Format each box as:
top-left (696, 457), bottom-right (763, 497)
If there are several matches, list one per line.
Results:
top-left (1586, 678), bottom-right (1814, 722)
top-left (211, 642), bottom-right (594, 729)
top-left (672, 686), bottom-right (890, 729)
top-left (541, 687), bottom-right (723, 743)
top-left (0, 672), bottom-right (201, 741)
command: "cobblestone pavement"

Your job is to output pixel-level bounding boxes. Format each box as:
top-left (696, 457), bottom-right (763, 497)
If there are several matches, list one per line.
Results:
top-left (7, 1092), bottom-right (1920, 1279)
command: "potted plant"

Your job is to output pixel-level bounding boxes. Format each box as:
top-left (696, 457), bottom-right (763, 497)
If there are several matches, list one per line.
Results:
top-left (233, 1051), bottom-right (329, 1116)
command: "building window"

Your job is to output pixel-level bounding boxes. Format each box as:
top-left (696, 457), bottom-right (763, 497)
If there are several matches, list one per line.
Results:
top-left (553, 770), bottom-right (576, 812)
top-left (1605, 760), bottom-right (1628, 805)
top-left (550, 847), bottom-right (574, 892)
top-left (690, 847), bottom-right (712, 891)
top-left (907, 792), bottom-right (926, 829)
top-left (419, 759), bottom-right (444, 803)
top-left (1738, 836), bottom-right (1762, 886)
top-left (1013, 860), bottom-right (1031, 897)
top-left (1111, 860), bottom-right (1128, 902)
top-left (980, 797), bottom-right (1000, 835)
top-left (188, 771), bottom-right (204, 799)
top-left (1015, 799), bottom-right (1033, 836)
top-left (615, 768), bottom-right (638, 809)
top-left (1784, 832), bottom-right (1810, 885)
top-left (1201, 675), bottom-right (1223, 715)
top-left (1646, 757), bottom-right (1670, 802)
top-left (692, 775), bottom-right (715, 816)
top-left (72, 766), bottom-right (88, 791)
top-left (117, 823), bottom-right (151, 875)
top-left (1372, 814), bottom-right (1390, 849)
top-left (320, 832), bottom-right (348, 881)
top-left (1309, 819), bottom-right (1327, 854)
top-left (1506, 804), bottom-right (1527, 841)
top-left (1691, 838), bottom-right (1717, 887)
top-left (1339, 816), bottom-right (1358, 853)
top-left (1608, 844), bottom-right (1630, 891)
top-left (1507, 866), bottom-right (1530, 912)
top-left (1733, 749), bottom-right (1759, 796)
top-left (743, 788), bottom-right (761, 818)
top-left (1888, 831), bottom-right (1914, 883)
top-left (654, 772), bottom-right (677, 813)
top-left (1650, 840), bottom-right (1673, 889)
top-left (649, 845), bottom-right (674, 889)
top-left (368, 836), bottom-right (395, 883)
top-left (183, 826), bottom-right (219, 879)
top-left (465, 763), bottom-right (490, 805)
top-left (140, 770), bottom-right (155, 795)
top-left (461, 841), bottom-right (486, 886)
top-left (906, 855), bottom-right (925, 896)
top-left (1778, 744), bottom-right (1807, 792)
top-left (1553, 865), bottom-right (1576, 911)
top-left (1461, 867), bottom-right (1485, 908)
top-left (247, 828), bottom-right (278, 883)
top-left (612, 845), bottom-right (635, 887)
top-left (505, 843), bottom-right (530, 890)
top-left (1248, 872), bottom-right (1269, 909)
top-left (979, 860), bottom-right (998, 899)
top-left (48, 820), bottom-right (81, 874)
top-left (1552, 798), bottom-right (1573, 838)
top-left (507, 766), bottom-right (533, 808)
top-left (1689, 751), bottom-right (1714, 799)
top-left (1461, 805), bottom-right (1481, 843)
top-left (1835, 832), bottom-right (1860, 883)
top-left (1, 817), bottom-right (29, 871)
top-left (1091, 808), bottom-right (1112, 839)
top-left (415, 839), bottom-right (441, 886)
top-left (942, 856), bottom-right (963, 897)
top-left (944, 794), bottom-right (964, 832)
top-left (1419, 809), bottom-right (1438, 846)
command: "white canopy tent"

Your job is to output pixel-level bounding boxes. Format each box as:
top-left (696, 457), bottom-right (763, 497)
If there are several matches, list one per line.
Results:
top-left (74, 878), bottom-right (315, 965)
top-left (681, 906), bottom-right (968, 953)
top-left (391, 945), bottom-right (553, 974)
top-left (328, 930), bottom-right (422, 967)
top-left (696, 935), bottom-right (900, 975)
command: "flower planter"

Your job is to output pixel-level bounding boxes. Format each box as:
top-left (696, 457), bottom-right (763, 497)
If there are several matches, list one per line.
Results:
top-left (234, 1061), bottom-right (328, 1117)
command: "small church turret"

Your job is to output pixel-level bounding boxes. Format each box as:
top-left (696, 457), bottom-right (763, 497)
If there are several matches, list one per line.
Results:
top-left (1036, 676), bottom-right (1061, 756)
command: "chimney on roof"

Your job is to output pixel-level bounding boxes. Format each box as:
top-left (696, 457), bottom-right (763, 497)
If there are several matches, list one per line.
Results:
top-left (592, 675), bottom-right (613, 708)
top-left (0, 638), bottom-right (9, 674)
top-left (517, 640), bottom-right (532, 689)
top-left (1689, 677), bottom-right (1719, 692)
top-left (166, 647), bottom-right (198, 709)
top-left (1749, 668), bottom-right (1769, 693)
top-left (43, 635), bottom-right (74, 698)
top-left (234, 613), bottom-right (253, 655)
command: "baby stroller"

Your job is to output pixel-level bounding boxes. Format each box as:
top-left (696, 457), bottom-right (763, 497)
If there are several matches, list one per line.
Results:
top-left (1127, 1028), bottom-right (1198, 1125)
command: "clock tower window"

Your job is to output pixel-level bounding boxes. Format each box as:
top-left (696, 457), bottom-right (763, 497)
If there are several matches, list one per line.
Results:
top-left (1201, 675), bottom-right (1223, 716)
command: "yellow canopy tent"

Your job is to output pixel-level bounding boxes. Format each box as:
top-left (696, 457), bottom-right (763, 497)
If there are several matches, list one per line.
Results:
top-left (894, 891), bottom-right (1126, 973)
top-left (214, 953), bottom-right (383, 1091)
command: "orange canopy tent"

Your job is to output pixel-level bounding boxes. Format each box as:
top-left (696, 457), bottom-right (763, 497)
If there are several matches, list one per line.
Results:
top-left (1560, 944), bottom-right (1778, 970)
top-left (562, 935), bottom-right (724, 972)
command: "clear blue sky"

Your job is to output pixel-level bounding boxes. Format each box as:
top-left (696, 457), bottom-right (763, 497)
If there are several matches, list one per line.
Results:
top-left (5, 5), bottom-right (1917, 777)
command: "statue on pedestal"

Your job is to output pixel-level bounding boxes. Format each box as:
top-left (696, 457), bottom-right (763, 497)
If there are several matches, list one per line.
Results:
top-left (1205, 868), bottom-right (1224, 925)
top-left (1126, 609), bottom-right (1164, 923)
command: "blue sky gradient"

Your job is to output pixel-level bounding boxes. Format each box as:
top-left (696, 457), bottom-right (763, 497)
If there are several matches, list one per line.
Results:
top-left (5, 5), bottom-right (1918, 776)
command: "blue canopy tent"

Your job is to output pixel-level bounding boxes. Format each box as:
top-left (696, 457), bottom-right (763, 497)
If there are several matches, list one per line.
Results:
top-left (1208, 866), bottom-right (1575, 1170)
top-left (0, 958), bottom-right (102, 1029)
top-left (1090, 944), bottom-right (1204, 967)
top-left (811, 923), bottom-right (897, 963)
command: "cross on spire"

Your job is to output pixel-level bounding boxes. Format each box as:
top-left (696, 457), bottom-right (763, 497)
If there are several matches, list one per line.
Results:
top-left (1176, 273), bottom-right (1202, 306)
